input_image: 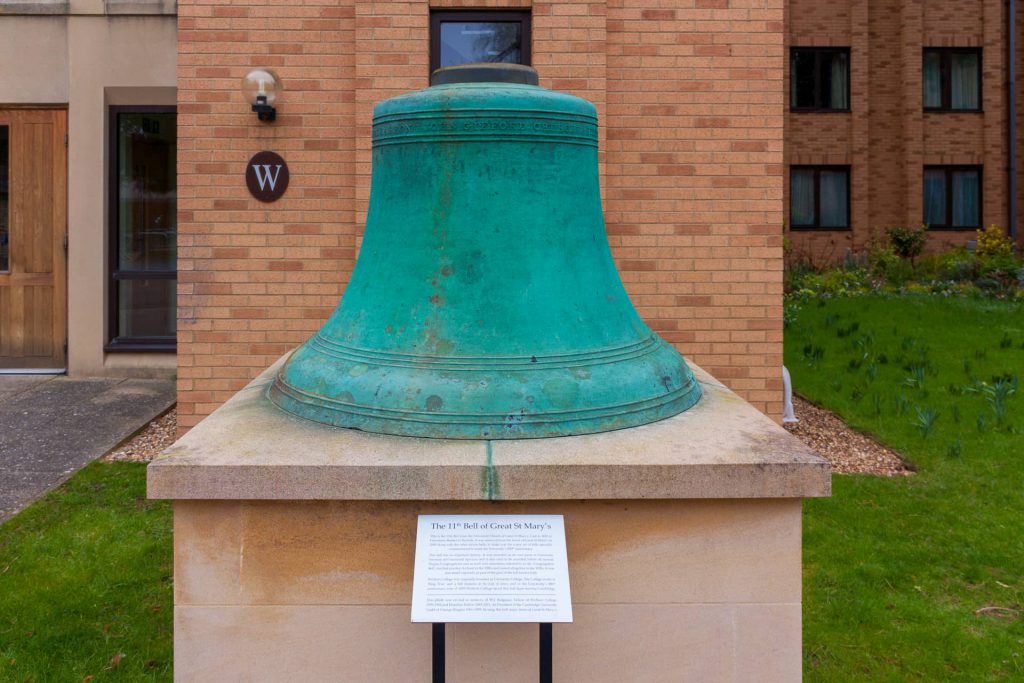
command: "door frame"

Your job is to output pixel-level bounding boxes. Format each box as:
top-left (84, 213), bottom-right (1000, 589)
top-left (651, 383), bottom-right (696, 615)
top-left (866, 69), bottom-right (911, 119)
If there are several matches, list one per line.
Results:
top-left (105, 105), bottom-right (177, 352)
top-left (0, 106), bottom-right (67, 371)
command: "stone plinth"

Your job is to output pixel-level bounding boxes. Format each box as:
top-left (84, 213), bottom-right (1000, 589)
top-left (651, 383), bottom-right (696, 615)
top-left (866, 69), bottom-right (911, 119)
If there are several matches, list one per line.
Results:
top-left (149, 357), bottom-right (829, 682)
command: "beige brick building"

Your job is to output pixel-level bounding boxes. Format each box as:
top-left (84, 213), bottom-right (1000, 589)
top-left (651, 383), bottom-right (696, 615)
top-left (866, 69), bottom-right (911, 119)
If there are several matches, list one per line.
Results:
top-left (174, 0), bottom-right (788, 431)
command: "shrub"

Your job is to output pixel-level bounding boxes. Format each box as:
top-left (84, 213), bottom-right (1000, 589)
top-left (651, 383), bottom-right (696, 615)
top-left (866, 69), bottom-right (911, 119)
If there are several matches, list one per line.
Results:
top-left (886, 224), bottom-right (928, 262)
top-left (936, 248), bottom-right (981, 282)
top-left (784, 233), bottom-right (1022, 299)
top-left (975, 225), bottom-right (1014, 260)
top-left (868, 244), bottom-right (902, 279)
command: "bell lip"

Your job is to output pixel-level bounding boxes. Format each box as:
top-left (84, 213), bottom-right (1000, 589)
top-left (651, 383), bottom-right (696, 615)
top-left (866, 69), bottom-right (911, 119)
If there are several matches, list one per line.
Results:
top-left (430, 63), bottom-right (540, 87)
top-left (265, 363), bottom-right (703, 440)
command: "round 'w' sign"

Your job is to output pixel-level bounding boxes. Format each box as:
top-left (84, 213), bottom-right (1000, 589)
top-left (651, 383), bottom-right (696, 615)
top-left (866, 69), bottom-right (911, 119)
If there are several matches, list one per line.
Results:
top-left (246, 151), bottom-right (290, 202)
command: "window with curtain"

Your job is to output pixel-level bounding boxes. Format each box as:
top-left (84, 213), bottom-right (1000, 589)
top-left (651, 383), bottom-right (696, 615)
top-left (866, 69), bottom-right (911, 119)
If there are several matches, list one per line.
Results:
top-left (790, 166), bottom-right (851, 229)
top-left (923, 166), bottom-right (981, 229)
top-left (790, 48), bottom-right (850, 111)
top-left (923, 49), bottom-right (981, 111)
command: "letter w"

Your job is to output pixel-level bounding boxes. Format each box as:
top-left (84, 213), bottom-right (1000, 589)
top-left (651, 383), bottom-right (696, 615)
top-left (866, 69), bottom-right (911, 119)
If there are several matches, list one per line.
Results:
top-left (252, 164), bottom-right (282, 191)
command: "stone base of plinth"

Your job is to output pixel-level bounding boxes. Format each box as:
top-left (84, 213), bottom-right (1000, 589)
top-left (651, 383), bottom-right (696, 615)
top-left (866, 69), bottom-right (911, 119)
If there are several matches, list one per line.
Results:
top-left (149, 356), bottom-right (829, 682)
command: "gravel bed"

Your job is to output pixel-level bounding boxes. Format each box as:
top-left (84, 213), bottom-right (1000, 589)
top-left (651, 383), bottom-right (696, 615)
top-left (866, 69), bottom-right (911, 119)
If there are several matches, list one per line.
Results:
top-left (102, 408), bottom-right (177, 463)
top-left (784, 396), bottom-right (913, 476)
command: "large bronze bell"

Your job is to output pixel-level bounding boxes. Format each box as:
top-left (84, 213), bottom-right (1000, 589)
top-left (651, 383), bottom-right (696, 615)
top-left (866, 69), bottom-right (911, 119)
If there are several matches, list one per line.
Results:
top-left (268, 64), bottom-right (701, 439)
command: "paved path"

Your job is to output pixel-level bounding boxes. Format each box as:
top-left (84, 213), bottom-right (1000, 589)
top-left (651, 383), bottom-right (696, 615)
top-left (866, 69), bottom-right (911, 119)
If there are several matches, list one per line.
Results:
top-left (0, 376), bottom-right (175, 522)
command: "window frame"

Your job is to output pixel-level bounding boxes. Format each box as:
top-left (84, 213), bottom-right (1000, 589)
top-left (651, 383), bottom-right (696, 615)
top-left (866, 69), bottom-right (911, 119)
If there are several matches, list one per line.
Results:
top-left (922, 47), bottom-right (983, 113)
top-left (106, 105), bottom-right (177, 352)
top-left (0, 125), bottom-right (8, 273)
top-left (429, 9), bottom-right (532, 75)
top-left (922, 165), bottom-right (983, 231)
top-left (789, 165), bottom-right (852, 231)
top-left (789, 47), bottom-right (852, 113)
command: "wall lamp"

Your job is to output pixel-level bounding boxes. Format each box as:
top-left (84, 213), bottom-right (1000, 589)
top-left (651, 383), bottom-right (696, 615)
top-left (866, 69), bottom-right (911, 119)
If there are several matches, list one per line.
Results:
top-left (242, 69), bottom-right (281, 122)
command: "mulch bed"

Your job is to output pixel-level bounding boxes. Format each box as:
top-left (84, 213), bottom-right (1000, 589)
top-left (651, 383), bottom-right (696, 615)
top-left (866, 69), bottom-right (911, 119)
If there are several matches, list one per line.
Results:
top-left (102, 408), bottom-right (177, 463)
top-left (784, 396), bottom-right (914, 477)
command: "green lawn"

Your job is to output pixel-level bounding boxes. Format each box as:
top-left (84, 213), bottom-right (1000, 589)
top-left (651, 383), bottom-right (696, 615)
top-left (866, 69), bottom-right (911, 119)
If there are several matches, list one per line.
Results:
top-left (1, 295), bottom-right (1021, 680)
top-left (0, 462), bottom-right (172, 681)
top-left (787, 295), bottom-right (1024, 681)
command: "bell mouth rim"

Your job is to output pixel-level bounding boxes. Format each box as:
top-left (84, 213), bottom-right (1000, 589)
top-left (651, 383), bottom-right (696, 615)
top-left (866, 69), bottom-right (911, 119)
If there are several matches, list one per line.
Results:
top-left (430, 63), bottom-right (540, 87)
top-left (267, 370), bottom-right (702, 440)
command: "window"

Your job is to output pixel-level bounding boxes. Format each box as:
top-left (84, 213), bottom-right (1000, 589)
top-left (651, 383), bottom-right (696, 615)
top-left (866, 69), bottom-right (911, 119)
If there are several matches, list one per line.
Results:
top-left (429, 10), bottom-right (531, 74)
top-left (923, 166), bottom-right (981, 229)
top-left (790, 48), bottom-right (850, 111)
top-left (107, 107), bottom-right (177, 351)
top-left (923, 48), bottom-right (981, 111)
top-left (790, 166), bottom-right (850, 230)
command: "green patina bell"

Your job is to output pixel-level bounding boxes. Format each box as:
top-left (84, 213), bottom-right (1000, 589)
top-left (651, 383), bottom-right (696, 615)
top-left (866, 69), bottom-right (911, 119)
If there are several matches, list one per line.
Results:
top-left (268, 64), bottom-right (701, 439)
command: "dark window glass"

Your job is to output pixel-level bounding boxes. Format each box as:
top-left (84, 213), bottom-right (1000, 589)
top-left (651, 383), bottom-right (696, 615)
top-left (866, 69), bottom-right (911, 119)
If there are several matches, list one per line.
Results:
top-left (790, 48), bottom-right (850, 111)
top-left (951, 169), bottom-right (981, 227)
top-left (0, 127), bottom-right (8, 272)
top-left (950, 52), bottom-right (980, 110)
top-left (118, 279), bottom-right (176, 338)
top-left (430, 11), bottom-right (531, 74)
top-left (790, 166), bottom-right (851, 229)
top-left (923, 169), bottom-right (946, 226)
top-left (819, 170), bottom-right (849, 227)
top-left (923, 49), bottom-right (981, 111)
top-left (790, 168), bottom-right (815, 226)
top-left (923, 166), bottom-right (981, 229)
top-left (108, 108), bottom-right (177, 350)
top-left (792, 52), bottom-right (817, 109)
top-left (117, 113), bottom-right (176, 271)
top-left (440, 22), bottom-right (522, 68)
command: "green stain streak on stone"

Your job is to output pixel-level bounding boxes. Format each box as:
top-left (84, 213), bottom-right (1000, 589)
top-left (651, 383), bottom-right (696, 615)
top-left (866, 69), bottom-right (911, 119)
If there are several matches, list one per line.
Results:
top-left (482, 440), bottom-right (500, 501)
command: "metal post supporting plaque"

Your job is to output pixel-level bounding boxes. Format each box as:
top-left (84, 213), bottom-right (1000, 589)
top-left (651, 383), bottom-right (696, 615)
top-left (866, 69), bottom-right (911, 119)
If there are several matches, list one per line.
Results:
top-left (432, 623), bottom-right (445, 683)
top-left (430, 622), bottom-right (554, 683)
top-left (415, 515), bottom-right (572, 681)
top-left (539, 623), bottom-right (553, 683)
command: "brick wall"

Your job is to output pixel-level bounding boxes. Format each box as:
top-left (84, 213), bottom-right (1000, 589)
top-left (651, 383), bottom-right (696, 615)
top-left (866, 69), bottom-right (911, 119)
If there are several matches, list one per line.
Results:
top-left (177, 0), bottom-right (357, 427)
top-left (176, 0), bottom-right (786, 434)
top-left (606, 0), bottom-right (785, 413)
top-left (786, 0), bottom-right (1018, 264)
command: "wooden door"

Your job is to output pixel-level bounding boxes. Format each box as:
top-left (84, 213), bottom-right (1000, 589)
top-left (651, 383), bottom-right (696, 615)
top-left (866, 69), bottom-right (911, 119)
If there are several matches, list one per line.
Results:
top-left (0, 109), bottom-right (67, 369)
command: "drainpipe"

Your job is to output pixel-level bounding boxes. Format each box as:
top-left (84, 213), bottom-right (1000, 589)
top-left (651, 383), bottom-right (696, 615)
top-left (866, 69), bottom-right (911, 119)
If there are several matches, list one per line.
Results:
top-left (1009, 0), bottom-right (1018, 245)
top-left (782, 366), bottom-right (798, 423)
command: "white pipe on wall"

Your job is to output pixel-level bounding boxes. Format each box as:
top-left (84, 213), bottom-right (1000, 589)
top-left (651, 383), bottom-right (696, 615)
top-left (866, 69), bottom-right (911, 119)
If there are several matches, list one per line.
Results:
top-left (782, 365), bottom-right (798, 423)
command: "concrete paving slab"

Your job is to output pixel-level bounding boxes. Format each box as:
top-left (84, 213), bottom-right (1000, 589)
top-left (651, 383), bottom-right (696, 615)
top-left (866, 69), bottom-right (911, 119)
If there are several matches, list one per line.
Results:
top-left (0, 375), bottom-right (54, 403)
top-left (0, 376), bottom-right (175, 523)
top-left (0, 470), bottom-right (67, 521)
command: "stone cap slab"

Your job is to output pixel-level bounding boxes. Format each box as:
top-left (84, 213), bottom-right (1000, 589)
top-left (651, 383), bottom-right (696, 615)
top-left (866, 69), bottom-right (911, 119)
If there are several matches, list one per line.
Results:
top-left (0, 0), bottom-right (177, 15)
top-left (148, 355), bottom-right (830, 501)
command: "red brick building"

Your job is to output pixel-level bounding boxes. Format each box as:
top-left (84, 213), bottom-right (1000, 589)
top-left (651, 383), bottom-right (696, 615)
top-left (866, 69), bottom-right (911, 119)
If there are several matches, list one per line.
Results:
top-left (786, 0), bottom-right (1024, 263)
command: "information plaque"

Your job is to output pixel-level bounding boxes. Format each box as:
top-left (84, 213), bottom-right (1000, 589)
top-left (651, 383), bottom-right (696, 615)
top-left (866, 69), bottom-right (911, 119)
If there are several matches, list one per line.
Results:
top-left (411, 515), bottom-right (573, 623)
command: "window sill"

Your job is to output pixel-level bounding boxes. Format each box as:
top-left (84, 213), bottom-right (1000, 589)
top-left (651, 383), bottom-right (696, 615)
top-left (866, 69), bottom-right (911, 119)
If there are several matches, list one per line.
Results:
top-left (923, 226), bottom-right (981, 232)
top-left (923, 108), bottom-right (984, 114)
top-left (105, 339), bottom-right (177, 353)
top-left (789, 226), bottom-right (852, 232)
top-left (789, 108), bottom-right (851, 114)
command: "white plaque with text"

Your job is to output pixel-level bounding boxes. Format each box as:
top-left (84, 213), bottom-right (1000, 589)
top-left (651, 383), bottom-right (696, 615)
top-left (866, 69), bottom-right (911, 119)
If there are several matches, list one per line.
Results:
top-left (411, 514), bottom-right (573, 623)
